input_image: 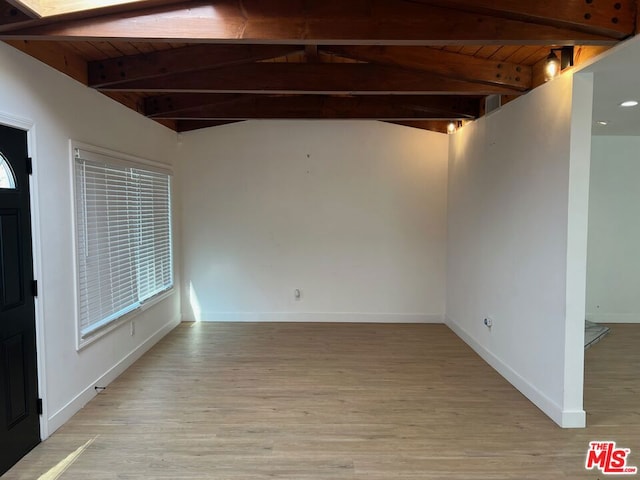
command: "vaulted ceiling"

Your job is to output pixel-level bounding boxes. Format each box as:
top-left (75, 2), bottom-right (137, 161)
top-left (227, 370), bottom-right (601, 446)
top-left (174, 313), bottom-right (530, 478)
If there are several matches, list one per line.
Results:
top-left (0, 1), bottom-right (637, 134)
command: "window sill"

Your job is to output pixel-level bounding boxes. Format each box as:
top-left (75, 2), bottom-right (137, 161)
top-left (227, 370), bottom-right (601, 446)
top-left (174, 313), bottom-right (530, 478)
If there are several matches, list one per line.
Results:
top-left (76, 287), bottom-right (175, 351)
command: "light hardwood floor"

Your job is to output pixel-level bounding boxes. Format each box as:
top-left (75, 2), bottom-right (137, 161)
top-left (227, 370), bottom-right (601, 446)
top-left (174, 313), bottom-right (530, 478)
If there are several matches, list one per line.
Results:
top-left (3, 322), bottom-right (639, 479)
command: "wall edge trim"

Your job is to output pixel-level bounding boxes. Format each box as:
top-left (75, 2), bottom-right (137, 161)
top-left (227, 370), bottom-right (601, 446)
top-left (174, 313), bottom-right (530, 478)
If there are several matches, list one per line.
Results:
top-left (188, 312), bottom-right (443, 323)
top-left (46, 315), bottom-right (180, 435)
top-left (445, 316), bottom-right (585, 428)
top-left (586, 313), bottom-right (640, 323)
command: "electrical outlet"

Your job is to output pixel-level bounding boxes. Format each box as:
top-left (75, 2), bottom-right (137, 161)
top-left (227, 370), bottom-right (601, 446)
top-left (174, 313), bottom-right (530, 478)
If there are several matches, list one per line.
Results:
top-left (483, 317), bottom-right (493, 328)
top-left (294, 288), bottom-right (303, 301)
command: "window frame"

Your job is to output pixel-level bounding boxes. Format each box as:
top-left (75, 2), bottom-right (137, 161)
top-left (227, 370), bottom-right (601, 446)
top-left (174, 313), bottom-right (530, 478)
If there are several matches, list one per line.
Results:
top-left (0, 151), bottom-right (17, 189)
top-left (70, 141), bottom-right (175, 350)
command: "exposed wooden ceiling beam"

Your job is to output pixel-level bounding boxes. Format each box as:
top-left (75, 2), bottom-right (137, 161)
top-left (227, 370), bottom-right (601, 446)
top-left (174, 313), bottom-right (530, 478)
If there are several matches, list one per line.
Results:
top-left (176, 119), bottom-right (453, 134)
top-left (304, 45), bottom-right (320, 63)
top-left (96, 63), bottom-right (524, 95)
top-left (4, 39), bottom-right (87, 82)
top-left (144, 94), bottom-right (481, 120)
top-left (386, 120), bottom-right (453, 134)
top-left (145, 93), bottom-right (481, 118)
top-left (102, 91), bottom-right (144, 113)
top-left (325, 45), bottom-right (531, 90)
top-left (145, 93), bottom-right (242, 117)
top-left (88, 44), bottom-right (302, 87)
top-left (152, 118), bottom-right (177, 130)
top-left (0, 0), bottom-right (620, 44)
top-left (412, 0), bottom-right (635, 39)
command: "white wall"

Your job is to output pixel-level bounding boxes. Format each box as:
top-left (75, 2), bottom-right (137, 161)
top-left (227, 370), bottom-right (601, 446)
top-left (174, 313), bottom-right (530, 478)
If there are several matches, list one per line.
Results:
top-left (0, 37), bottom-right (599, 436)
top-left (446, 72), bottom-right (591, 428)
top-left (179, 120), bottom-right (448, 323)
top-left (587, 135), bottom-right (640, 323)
top-left (0, 42), bottom-right (181, 437)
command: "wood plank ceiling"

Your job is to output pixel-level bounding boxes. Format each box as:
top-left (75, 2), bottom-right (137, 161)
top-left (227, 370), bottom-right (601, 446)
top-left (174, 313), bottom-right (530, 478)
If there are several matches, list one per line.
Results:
top-left (0, 0), bottom-right (637, 134)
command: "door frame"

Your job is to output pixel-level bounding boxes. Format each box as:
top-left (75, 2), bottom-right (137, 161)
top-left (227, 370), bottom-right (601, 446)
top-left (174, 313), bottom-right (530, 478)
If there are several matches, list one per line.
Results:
top-left (0, 112), bottom-right (48, 440)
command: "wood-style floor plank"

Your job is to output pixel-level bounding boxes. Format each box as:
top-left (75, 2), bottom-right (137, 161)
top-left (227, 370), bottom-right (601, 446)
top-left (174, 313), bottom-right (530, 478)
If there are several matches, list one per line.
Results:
top-left (3, 322), bottom-right (638, 479)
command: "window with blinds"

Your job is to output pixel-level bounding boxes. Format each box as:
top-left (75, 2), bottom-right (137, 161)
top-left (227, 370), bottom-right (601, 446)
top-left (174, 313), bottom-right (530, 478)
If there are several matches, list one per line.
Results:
top-left (73, 144), bottom-right (173, 345)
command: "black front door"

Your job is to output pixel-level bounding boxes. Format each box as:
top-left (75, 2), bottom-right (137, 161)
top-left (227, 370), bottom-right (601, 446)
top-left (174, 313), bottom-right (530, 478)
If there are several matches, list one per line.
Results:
top-left (0, 124), bottom-right (40, 476)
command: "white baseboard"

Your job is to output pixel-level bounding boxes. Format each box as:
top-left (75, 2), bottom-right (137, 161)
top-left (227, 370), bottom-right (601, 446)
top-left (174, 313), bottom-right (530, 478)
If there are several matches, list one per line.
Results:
top-left (46, 316), bottom-right (180, 436)
top-left (586, 313), bottom-right (640, 323)
top-left (445, 316), bottom-right (585, 429)
top-left (561, 409), bottom-right (588, 428)
top-left (190, 312), bottom-right (443, 323)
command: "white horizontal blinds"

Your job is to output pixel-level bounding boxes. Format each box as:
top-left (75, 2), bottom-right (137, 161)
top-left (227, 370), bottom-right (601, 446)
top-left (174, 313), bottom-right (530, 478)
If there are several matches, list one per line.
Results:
top-left (76, 159), bottom-right (139, 336)
top-left (74, 148), bottom-right (172, 339)
top-left (134, 168), bottom-right (172, 302)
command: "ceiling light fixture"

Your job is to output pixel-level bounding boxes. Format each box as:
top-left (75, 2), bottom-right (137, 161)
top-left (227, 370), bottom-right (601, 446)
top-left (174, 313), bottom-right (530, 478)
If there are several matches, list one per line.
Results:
top-left (544, 46), bottom-right (574, 82)
top-left (620, 100), bottom-right (639, 107)
top-left (544, 52), bottom-right (561, 82)
top-left (596, 121), bottom-right (609, 126)
top-left (447, 122), bottom-right (457, 134)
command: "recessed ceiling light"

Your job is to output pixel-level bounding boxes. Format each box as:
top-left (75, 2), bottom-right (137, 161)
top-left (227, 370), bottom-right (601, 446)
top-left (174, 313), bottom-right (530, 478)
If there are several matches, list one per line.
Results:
top-left (596, 121), bottom-right (609, 126)
top-left (620, 100), bottom-right (639, 107)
